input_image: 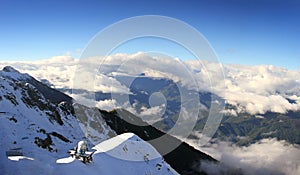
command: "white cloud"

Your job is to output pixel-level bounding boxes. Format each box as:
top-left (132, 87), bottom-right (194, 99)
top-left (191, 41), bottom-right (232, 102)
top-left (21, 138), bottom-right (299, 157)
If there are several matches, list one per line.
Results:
top-left (220, 109), bottom-right (238, 117)
top-left (95, 99), bottom-right (118, 111)
top-left (36, 55), bottom-right (77, 64)
top-left (0, 55), bottom-right (130, 94)
top-left (140, 105), bottom-right (165, 116)
top-left (187, 137), bottom-right (300, 175)
top-left (221, 65), bottom-right (300, 114)
top-left (187, 62), bottom-right (300, 115)
top-left (67, 93), bottom-right (97, 107)
top-left (138, 105), bottom-right (166, 124)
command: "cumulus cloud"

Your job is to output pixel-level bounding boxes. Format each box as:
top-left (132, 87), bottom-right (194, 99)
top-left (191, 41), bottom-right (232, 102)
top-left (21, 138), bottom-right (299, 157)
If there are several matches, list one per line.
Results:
top-left (36, 55), bottom-right (77, 64)
top-left (140, 105), bottom-right (165, 116)
top-left (222, 65), bottom-right (300, 115)
top-left (0, 55), bottom-right (78, 89)
top-left (138, 105), bottom-right (166, 124)
top-left (223, 92), bottom-right (300, 115)
top-left (187, 61), bottom-right (300, 115)
top-left (95, 99), bottom-right (118, 111)
top-left (0, 55), bottom-right (130, 94)
top-left (110, 101), bottom-right (166, 125)
top-left (185, 137), bottom-right (300, 175)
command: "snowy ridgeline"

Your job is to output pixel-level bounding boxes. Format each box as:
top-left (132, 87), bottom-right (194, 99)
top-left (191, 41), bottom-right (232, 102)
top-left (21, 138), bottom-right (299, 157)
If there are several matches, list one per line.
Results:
top-left (0, 66), bottom-right (87, 160)
top-left (0, 66), bottom-right (178, 175)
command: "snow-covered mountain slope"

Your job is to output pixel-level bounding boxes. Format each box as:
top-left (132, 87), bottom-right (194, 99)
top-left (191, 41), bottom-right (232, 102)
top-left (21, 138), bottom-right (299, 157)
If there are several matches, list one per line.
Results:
top-left (72, 103), bottom-right (116, 145)
top-left (0, 67), bottom-right (84, 152)
top-left (56, 133), bottom-right (178, 175)
top-left (0, 66), bottom-right (180, 174)
top-left (0, 66), bottom-right (85, 173)
top-left (0, 66), bottom-right (115, 143)
top-left (0, 65), bottom-right (72, 104)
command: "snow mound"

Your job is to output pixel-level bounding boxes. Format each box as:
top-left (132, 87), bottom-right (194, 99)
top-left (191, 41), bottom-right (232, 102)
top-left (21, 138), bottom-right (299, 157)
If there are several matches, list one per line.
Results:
top-left (93, 132), bottom-right (161, 161)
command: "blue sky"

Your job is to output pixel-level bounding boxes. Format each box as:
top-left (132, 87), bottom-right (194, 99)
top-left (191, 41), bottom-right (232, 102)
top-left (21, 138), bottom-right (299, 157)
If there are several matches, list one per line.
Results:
top-left (0, 0), bottom-right (299, 69)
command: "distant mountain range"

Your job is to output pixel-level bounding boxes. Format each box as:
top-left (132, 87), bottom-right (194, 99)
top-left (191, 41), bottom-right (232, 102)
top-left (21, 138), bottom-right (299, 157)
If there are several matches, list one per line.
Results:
top-left (64, 75), bottom-right (300, 146)
top-left (1, 54), bottom-right (299, 147)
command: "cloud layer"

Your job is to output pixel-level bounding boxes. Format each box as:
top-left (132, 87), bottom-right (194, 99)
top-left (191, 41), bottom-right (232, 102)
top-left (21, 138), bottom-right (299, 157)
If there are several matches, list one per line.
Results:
top-left (198, 139), bottom-right (300, 175)
top-left (1, 53), bottom-right (300, 115)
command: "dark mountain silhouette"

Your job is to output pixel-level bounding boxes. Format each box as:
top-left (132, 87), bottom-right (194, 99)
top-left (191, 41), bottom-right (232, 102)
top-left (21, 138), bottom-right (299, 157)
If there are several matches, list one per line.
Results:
top-left (100, 109), bottom-right (216, 175)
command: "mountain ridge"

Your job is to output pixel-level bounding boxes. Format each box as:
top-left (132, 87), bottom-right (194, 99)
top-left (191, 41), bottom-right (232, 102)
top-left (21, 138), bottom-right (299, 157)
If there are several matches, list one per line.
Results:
top-left (0, 66), bottom-right (216, 175)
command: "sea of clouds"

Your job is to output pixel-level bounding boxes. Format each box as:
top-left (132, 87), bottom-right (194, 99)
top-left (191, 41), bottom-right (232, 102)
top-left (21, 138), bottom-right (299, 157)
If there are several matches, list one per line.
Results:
top-left (198, 138), bottom-right (300, 175)
top-left (1, 52), bottom-right (299, 116)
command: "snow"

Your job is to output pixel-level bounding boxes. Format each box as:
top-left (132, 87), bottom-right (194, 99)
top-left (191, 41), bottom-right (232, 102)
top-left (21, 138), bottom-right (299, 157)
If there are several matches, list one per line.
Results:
top-left (93, 133), bottom-right (162, 161)
top-left (56, 156), bottom-right (76, 164)
top-left (0, 66), bottom-right (31, 81)
top-left (93, 133), bottom-right (136, 153)
top-left (7, 156), bottom-right (34, 161)
top-left (31, 133), bottom-right (179, 175)
top-left (55, 133), bottom-right (178, 175)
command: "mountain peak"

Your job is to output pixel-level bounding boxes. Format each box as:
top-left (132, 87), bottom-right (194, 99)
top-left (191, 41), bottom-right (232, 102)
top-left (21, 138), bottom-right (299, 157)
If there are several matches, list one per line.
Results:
top-left (0, 66), bottom-right (72, 103)
top-left (1, 66), bottom-right (30, 81)
top-left (2, 66), bottom-right (20, 73)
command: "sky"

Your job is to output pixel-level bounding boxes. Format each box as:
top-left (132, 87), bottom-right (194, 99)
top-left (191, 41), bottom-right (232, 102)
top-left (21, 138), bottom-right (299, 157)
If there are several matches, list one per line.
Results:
top-left (0, 0), bottom-right (299, 69)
